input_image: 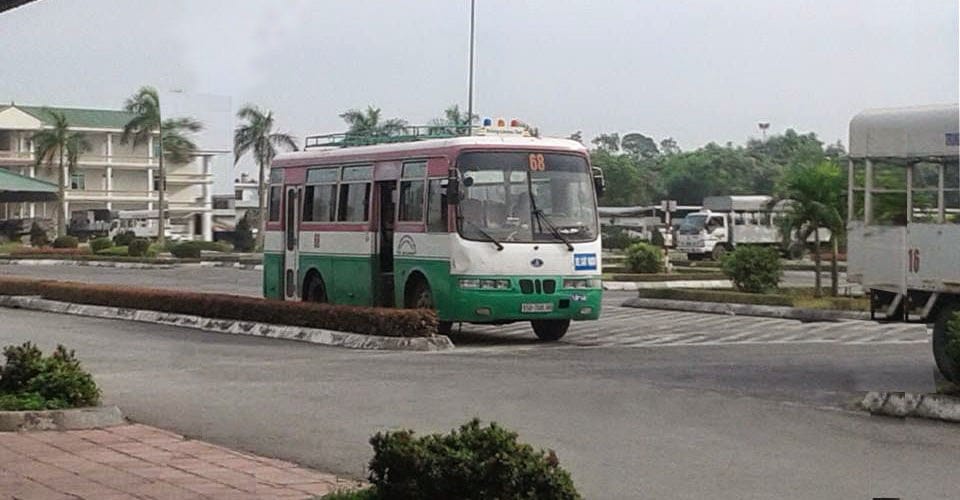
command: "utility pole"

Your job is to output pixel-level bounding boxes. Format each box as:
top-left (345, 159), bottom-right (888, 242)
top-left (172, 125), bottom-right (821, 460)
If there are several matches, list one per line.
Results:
top-left (157, 99), bottom-right (166, 245)
top-left (467, 0), bottom-right (476, 136)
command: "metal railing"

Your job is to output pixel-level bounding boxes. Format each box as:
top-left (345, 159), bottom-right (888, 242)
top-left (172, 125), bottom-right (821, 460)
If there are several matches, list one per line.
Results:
top-left (304, 125), bottom-right (472, 150)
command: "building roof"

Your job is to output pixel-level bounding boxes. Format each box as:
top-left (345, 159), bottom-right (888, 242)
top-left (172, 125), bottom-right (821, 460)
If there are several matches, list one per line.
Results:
top-left (0, 103), bottom-right (137, 130)
top-left (0, 168), bottom-right (58, 202)
top-left (848, 104), bottom-right (959, 160)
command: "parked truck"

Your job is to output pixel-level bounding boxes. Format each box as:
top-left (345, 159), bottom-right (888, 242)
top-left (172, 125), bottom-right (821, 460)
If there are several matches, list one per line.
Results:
top-left (676, 195), bottom-right (826, 260)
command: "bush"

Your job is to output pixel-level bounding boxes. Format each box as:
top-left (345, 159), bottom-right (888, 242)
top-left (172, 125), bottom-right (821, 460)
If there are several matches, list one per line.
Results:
top-left (368, 419), bottom-right (580, 500)
top-left (234, 216), bottom-right (256, 252)
top-left (52, 235), bottom-right (79, 248)
top-left (170, 241), bottom-right (203, 259)
top-left (113, 230), bottom-right (136, 247)
top-left (947, 312), bottom-right (960, 374)
top-left (29, 222), bottom-right (49, 247)
top-left (0, 276), bottom-right (438, 337)
top-left (600, 226), bottom-right (641, 250)
top-left (128, 238), bottom-right (151, 257)
top-left (720, 245), bottom-right (782, 293)
top-left (90, 237), bottom-right (113, 253)
top-left (625, 242), bottom-right (664, 273)
top-left (0, 342), bottom-right (101, 410)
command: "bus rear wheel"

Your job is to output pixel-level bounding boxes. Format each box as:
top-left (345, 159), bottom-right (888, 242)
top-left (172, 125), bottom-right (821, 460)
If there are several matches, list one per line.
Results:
top-left (932, 302), bottom-right (960, 383)
top-left (531, 319), bottom-right (570, 341)
top-left (407, 280), bottom-right (453, 335)
top-left (303, 274), bottom-right (327, 303)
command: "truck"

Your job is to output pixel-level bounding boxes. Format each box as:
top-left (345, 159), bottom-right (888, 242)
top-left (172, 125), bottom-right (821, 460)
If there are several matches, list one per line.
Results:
top-left (675, 195), bottom-right (829, 260)
top-left (845, 103), bottom-right (960, 382)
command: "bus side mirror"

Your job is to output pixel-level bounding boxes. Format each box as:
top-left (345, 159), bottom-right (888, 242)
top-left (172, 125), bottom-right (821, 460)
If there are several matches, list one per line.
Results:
top-left (592, 167), bottom-right (606, 197)
top-left (447, 177), bottom-right (460, 204)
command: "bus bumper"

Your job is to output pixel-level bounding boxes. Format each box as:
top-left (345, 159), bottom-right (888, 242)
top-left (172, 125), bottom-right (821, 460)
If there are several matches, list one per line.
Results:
top-left (442, 279), bottom-right (602, 323)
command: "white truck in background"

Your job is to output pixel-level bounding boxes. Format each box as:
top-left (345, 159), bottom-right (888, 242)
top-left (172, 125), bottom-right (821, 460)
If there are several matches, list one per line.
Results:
top-left (676, 195), bottom-right (826, 260)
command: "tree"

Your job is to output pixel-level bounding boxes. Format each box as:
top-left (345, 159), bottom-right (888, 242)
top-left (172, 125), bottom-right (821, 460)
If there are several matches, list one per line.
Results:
top-left (659, 137), bottom-right (680, 156)
top-left (339, 106), bottom-right (407, 137)
top-left (233, 214), bottom-right (255, 252)
top-left (658, 143), bottom-right (761, 204)
top-left (428, 104), bottom-right (476, 136)
top-left (32, 109), bottom-right (91, 236)
top-left (621, 133), bottom-right (659, 159)
top-left (234, 104), bottom-right (298, 250)
top-left (591, 133), bottom-right (620, 153)
top-left (122, 86), bottom-right (203, 244)
top-left (777, 160), bottom-right (844, 297)
top-left (567, 131), bottom-right (583, 144)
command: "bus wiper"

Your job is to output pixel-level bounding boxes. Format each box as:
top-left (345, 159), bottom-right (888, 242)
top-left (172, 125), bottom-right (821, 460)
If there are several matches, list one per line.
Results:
top-left (532, 209), bottom-right (574, 251)
top-left (461, 218), bottom-right (504, 251)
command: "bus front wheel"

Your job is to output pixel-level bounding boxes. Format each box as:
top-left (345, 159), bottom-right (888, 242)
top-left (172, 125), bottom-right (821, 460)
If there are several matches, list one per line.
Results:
top-left (531, 319), bottom-right (569, 341)
top-left (407, 280), bottom-right (453, 335)
top-left (932, 302), bottom-right (960, 383)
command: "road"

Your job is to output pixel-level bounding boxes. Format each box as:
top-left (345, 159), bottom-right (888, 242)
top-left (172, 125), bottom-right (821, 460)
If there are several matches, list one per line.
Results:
top-left (0, 265), bottom-right (955, 498)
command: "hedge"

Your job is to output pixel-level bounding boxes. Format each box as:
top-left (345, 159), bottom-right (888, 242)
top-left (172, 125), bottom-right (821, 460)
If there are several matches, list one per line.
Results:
top-left (0, 277), bottom-right (437, 338)
top-left (10, 247), bottom-right (91, 256)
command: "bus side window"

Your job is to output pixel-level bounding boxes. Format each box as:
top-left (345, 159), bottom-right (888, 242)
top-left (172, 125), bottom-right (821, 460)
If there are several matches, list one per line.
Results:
top-left (268, 186), bottom-right (282, 221)
top-left (947, 161), bottom-right (960, 224)
top-left (399, 162), bottom-right (427, 222)
top-left (427, 179), bottom-right (448, 232)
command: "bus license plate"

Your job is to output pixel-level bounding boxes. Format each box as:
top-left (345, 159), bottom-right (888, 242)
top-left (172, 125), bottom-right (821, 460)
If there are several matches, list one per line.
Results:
top-left (521, 303), bottom-right (553, 313)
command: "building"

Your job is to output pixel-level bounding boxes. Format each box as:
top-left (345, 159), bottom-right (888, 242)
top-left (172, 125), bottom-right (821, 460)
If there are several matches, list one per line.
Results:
top-left (0, 102), bottom-right (223, 240)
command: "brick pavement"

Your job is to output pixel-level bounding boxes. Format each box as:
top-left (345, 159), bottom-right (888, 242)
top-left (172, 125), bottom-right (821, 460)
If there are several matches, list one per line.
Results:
top-left (0, 424), bottom-right (363, 499)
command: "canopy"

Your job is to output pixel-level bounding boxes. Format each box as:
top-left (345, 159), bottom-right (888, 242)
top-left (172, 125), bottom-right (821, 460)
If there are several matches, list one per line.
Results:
top-left (0, 168), bottom-right (58, 202)
top-left (849, 104), bottom-right (959, 160)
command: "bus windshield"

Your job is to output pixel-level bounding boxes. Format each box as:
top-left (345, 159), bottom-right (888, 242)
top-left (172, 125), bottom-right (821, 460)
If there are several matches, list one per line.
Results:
top-left (456, 151), bottom-right (598, 243)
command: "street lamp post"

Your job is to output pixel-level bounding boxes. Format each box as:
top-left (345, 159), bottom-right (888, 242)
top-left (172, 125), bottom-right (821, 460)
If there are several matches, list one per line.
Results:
top-left (467, 0), bottom-right (476, 136)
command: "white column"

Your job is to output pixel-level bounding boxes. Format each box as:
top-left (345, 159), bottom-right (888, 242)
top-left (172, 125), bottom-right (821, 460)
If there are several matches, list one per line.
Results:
top-left (201, 156), bottom-right (213, 241)
top-left (105, 133), bottom-right (113, 210)
top-left (28, 165), bottom-right (36, 218)
top-left (147, 136), bottom-right (154, 164)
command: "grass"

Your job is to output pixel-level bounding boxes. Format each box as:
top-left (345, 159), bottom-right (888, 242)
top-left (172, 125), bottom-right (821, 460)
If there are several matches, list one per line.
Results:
top-left (318, 488), bottom-right (377, 500)
top-left (0, 242), bottom-right (24, 254)
top-left (636, 287), bottom-right (869, 311)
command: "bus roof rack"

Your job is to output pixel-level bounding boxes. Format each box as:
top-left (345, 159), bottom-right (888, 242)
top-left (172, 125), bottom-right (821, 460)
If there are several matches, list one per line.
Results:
top-left (303, 123), bottom-right (532, 150)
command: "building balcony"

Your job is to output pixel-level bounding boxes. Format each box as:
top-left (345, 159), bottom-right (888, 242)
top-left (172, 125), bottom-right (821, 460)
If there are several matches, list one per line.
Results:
top-left (76, 154), bottom-right (154, 167)
top-left (64, 190), bottom-right (158, 203)
top-left (166, 173), bottom-right (213, 185)
top-left (0, 150), bottom-right (34, 165)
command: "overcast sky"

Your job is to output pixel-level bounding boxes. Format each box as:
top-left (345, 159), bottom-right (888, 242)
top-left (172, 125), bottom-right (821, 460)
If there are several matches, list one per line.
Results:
top-left (2, 0), bottom-right (957, 172)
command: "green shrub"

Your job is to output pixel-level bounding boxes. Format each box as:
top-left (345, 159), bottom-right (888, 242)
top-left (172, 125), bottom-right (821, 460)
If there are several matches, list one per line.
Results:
top-left (52, 235), bottom-right (79, 248)
top-left (234, 216), bottom-right (256, 252)
top-left (90, 237), bottom-right (113, 253)
top-left (600, 226), bottom-right (641, 250)
top-left (113, 230), bottom-right (136, 247)
top-left (368, 419), bottom-right (580, 500)
top-left (170, 241), bottom-right (203, 259)
top-left (127, 238), bottom-right (151, 257)
top-left (720, 245), bottom-right (782, 293)
top-left (321, 489), bottom-right (378, 500)
top-left (625, 242), bottom-right (664, 273)
top-left (29, 222), bottom-right (49, 247)
top-left (0, 276), bottom-right (438, 338)
top-left (947, 312), bottom-right (960, 373)
top-left (0, 342), bottom-right (100, 410)
top-left (194, 240), bottom-right (231, 252)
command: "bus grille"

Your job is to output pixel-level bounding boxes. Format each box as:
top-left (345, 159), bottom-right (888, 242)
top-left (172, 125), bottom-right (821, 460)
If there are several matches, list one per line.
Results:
top-left (519, 279), bottom-right (556, 295)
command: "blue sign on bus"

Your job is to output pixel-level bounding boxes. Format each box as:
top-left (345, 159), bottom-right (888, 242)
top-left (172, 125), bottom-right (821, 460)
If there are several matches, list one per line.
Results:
top-left (574, 253), bottom-right (598, 271)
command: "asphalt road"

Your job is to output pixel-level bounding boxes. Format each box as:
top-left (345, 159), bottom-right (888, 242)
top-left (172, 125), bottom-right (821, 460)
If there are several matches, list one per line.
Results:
top-left (0, 264), bottom-right (956, 498)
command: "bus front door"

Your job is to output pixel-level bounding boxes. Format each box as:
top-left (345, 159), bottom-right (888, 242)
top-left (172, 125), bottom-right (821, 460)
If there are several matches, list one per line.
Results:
top-left (283, 186), bottom-right (302, 300)
top-left (376, 181), bottom-right (396, 306)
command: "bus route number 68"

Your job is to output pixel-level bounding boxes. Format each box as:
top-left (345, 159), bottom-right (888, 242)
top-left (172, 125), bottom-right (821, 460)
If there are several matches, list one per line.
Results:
top-left (528, 153), bottom-right (546, 171)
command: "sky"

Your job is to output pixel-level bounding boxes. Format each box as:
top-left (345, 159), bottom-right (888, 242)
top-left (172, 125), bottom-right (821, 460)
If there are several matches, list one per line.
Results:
top-left (1, 0), bottom-right (957, 189)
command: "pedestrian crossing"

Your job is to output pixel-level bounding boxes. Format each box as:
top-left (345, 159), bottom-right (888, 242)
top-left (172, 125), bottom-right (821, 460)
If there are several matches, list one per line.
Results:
top-left (449, 305), bottom-right (930, 349)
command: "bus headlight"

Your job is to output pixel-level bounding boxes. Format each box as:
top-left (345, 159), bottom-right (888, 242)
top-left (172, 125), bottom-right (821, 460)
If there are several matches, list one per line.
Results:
top-left (460, 279), bottom-right (511, 289)
top-left (563, 278), bottom-right (601, 289)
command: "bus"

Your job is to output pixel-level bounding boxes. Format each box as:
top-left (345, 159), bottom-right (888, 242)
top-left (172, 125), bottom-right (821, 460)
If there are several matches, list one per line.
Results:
top-left (263, 124), bottom-right (605, 340)
top-left (846, 103), bottom-right (960, 382)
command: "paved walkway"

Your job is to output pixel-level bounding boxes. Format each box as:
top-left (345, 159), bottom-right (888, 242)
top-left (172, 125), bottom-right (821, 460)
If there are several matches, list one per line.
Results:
top-left (0, 424), bottom-right (362, 499)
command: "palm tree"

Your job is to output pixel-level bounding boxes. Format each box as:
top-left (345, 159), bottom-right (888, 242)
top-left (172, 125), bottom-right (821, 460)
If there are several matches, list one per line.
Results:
top-left (121, 86), bottom-right (202, 244)
top-left (428, 104), bottom-right (476, 136)
top-left (339, 106), bottom-right (407, 138)
top-left (32, 109), bottom-right (91, 236)
top-left (233, 104), bottom-right (298, 250)
top-left (778, 160), bottom-right (844, 297)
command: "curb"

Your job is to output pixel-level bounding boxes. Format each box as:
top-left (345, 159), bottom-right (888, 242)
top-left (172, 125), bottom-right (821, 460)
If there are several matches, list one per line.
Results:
top-left (604, 280), bottom-right (732, 291)
top-left (0, 258), bottom-right (263, 271)
top-left (861, 391), bottom-right (960, 423)
top-left (0, 405), bottom-right (124, 432)
top-left (0, 295), bottom-right (453, 351)
top-left (622, 297), bottom-right (871, 322)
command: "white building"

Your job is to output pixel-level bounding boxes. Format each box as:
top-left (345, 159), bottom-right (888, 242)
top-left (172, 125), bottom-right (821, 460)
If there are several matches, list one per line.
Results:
top-left (0, 102), bottom-right (226, 240)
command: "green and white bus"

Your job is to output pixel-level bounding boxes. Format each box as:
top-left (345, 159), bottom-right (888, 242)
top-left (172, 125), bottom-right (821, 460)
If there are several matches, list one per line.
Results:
top-left (262, 125), bottom-right (605, 340)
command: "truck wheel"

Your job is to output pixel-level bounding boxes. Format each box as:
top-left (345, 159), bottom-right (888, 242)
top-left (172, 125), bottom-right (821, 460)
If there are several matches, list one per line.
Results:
top-left (932, 302), bottom-right (960, 383)
top-left (711, 244), bottom-right (728, 261)
top-left (531, 319), bottom-right (570, 341)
